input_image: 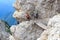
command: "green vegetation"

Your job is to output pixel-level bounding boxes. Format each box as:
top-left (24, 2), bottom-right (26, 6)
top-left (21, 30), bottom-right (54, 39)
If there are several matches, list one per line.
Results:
top-left (1, 20), bottom-right (12, 35)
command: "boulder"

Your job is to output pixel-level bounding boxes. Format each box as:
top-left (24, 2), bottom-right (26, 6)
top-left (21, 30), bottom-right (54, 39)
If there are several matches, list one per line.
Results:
top-left (0, 20), bottom-right (10, 40)
top-left (47, 14), bottom-right (60, 28)
top-left (10, 21), bottom-right (44, 40)
top-left (37, 14), bottom-right (60, 40)
top-left (13, 0), bottom-right (60, 21)
top-left (37, 23), bottom-right (60, 40)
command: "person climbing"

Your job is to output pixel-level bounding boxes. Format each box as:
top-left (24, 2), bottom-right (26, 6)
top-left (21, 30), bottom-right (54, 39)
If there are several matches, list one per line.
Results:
top-left (35, 13), bottom-right (38, 19)
top-left (25, 12), bottom-right (31, 20)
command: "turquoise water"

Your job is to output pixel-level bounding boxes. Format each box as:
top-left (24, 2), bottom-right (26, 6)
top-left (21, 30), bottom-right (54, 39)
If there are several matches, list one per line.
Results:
top-left (0, 0), bottom-right (17, 26)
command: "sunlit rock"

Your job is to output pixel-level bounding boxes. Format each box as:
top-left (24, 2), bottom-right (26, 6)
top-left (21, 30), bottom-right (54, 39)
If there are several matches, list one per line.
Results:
top-left (37, 23), bottom-right (60, 40)
top-left (47, 14), bottom-right (60, 28)
top-left (13, 0), bottom-right (60, 21)
top-left (13, 11), bottom-right (27, 22)
top-left (37, 14), bottom-right (60, 40)
top-left (9, 35), bottom-right (15, 40)
top-left (10, 21), bottom-right (44, 40)
top-left (12, 0), bottom-right (60, 40)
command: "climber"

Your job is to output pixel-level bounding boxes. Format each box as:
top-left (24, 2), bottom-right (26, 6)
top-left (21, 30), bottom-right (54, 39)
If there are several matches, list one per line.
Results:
top-left (25, 13), bottom-right (31, 20)
top-left (34, 13), bottom-right (38, 19)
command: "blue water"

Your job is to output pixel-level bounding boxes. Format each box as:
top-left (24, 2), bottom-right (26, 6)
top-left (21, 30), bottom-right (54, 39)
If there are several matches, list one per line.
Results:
top-left (0, 0), bottom-right (17, 26)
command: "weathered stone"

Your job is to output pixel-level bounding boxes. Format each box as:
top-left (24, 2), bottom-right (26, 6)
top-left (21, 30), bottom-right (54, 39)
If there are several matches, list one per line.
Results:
top-left (37, 23), bottom-right (60, 40)
top-left (10, 21), bottom-right (44, 40)
top-left (11, 0), bottom-right (60, 40)
top-left (13, 0), bottom-right (60, 21)
top-left (0, 20), bottom-right (10, 40)
top-left (37, 14), bottom-right (60, 40)
top-left (47, 14), bottom-right (60, 28)
top-left (9, 35), bottom-right (15, 40)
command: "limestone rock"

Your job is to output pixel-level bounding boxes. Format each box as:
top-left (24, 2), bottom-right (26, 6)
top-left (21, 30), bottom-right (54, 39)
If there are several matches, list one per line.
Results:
top-left (0, 20), bottom-right (10, 40)
top-left (35, 18), bottom-right (49, 29)
top-left (37, 23), bottom-right (60, 40)
top-left (47, 14), bottom-right (60, 29)
top-left (12, 0), bottom-right (60, 40)
top-left (36, 0), bottom-right (58, 18)
top-left (37, 14), bottom-right (60, 40)
top-left (13, 0), bottom-right (60, 21)
top-left (13, 11), bottom-right (27, 22)
top-left (9, 35), bottom-right (15, 40)
top-left (10, 21), bottom-right (44, 40)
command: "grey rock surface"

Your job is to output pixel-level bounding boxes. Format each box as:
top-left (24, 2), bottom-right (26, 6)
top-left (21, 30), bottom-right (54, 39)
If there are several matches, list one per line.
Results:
top-left (37, 14), bottom-right (60, 40)
top-left (10, 0), bottom-right (60, 40)
top-left (0, 20), bottom-right (10, 40)
top-left (10, 21), bottom-right (44, 40)
top-left (13, 0), bottom-right (60, 22)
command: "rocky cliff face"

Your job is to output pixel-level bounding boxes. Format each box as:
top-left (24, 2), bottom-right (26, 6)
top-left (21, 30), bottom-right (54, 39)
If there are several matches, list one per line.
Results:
top-left (13, 0), bottom-right (60, 22)
top-left (9, 0), bottom-right (60, 40)
top-left (9, 21), bottom-right (44, 40)
top-left (0, 20), bottom-right (10, 40)
top-left (37, 14), bottom-right (60, 40)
